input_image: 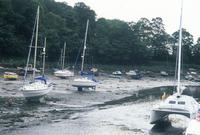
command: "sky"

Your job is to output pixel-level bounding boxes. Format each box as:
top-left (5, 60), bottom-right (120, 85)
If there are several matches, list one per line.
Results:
top-left (55, 0), bottom-right (200, 41)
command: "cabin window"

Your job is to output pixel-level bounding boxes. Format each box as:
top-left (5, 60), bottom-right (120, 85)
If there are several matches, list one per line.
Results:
top-left (178, 101), bottom-right (185, 105)
top-left (169, 101), bottom-right (176, 104)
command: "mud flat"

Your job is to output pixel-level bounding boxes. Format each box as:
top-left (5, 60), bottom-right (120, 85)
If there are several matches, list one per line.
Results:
top-left (0, 75), bottom-right (199, 135)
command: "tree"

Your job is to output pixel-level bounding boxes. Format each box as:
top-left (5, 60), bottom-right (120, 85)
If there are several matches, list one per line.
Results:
top-left (191, 37), bottom-right (200, 64)
top-left (172, 28), bottom-right (194, 63)
top-left (150, 17), bottom-right (169, 61)
top-left (129, 18), bottom-right (153, 64)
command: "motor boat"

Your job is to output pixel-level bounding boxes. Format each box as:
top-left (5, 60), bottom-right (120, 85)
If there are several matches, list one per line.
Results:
top-left (112, 71), bottom-right (122, 76)
top-left (3, 72), bottom-right (18, 80)
top-left (17, 64), bottom-right (40, 76)
top-left (54, 69), bottom-right (74, 78)
top-left (126, 70), bottom-right (142, 79)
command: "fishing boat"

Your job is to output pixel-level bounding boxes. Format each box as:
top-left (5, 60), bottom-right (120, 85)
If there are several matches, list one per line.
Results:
top-left (21, 6), bottom-right (52, 100)
top-left (54, 42), bottom-right (74, 78)
top-left (3, 72), bottom-right (18, 80)
top-left (72, 19), bottom-right (97, 91)
top-left (150, 0), bottom-right (200, 124)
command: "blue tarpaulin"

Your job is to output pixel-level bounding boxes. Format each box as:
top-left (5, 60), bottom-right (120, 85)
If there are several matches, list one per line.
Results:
top-left (80, 71), bottom-right (97, 82)
top-left (35, 76), bottom-right (47, 84)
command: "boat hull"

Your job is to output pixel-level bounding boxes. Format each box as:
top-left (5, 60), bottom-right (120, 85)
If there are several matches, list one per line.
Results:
top-left (22, 87), bottom-right (51, 98)
top-left (71, 77), bottom-right (97, 90)
top-left (150, 108), bottom-right (190, 124)
top-left (72, 81), bottom-right (97, 88)
top-left (54, 70), bottom-right (74, 78)
top-left (3, 72), bottom-right (18, 80)
top-left (4, 75), bottom-right (18, 80)
top-left (22, 82), bottom-right (52, 99)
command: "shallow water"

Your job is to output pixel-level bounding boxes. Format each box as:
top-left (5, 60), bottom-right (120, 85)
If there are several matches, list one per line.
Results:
top-left (0, 77), bottom-right (199, 135)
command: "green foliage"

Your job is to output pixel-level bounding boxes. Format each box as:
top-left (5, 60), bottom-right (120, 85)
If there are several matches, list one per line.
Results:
top-left (172, 29), bottom-right (194, 63)
top-left (0, 0), bottom-right (199, 66)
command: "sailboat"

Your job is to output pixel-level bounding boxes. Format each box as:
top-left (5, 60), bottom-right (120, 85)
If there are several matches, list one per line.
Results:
top-left (21, 6), bottom-right (52, 100)
top-left (54, 42), bottom-right (74, 79)
top-left (150, 0), bottom-right (200, 124)
top-left (71, 19), bottom-right (97, 91)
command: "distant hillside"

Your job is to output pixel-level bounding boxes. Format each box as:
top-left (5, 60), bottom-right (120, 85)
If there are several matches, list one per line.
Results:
top-left (1, 0), bottom-right (200, 65)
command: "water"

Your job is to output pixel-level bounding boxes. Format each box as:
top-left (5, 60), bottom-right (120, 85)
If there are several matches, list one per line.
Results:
top-left (0, 77), bottom-right (199, 135)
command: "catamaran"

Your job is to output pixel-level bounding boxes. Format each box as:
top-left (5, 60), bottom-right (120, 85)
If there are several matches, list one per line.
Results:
top-left (21, 6), bottom-right (52, 100)
top-left (72, 19), bottom-right (97, 91)
top-left (54, 42), bottom-right (74, 78)
top-left (150, 0), bottom-right (200, 124)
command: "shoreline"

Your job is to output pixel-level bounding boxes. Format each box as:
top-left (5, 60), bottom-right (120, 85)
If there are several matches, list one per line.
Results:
top-left (0, 76), bottom-right (199, 98)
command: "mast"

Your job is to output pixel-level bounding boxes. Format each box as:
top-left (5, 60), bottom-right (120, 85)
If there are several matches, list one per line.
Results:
top-left (177, 0), bottom-right (183, 95)
top-left (62, 42), bottom-right (66, 70)
top-left (42, 37), bottom-right (46, 76)
top-left (81, 19), bottom-right (89, 71)
top-left (60, 49), bottom-right (63, 69)
top-left (33, 6), bottom-right (40, 79)
top-left (24, 8), bottom-right (37, 81)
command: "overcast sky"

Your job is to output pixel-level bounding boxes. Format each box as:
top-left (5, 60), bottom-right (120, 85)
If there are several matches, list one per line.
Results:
top-left (56, 0), bottom-right (200, 41)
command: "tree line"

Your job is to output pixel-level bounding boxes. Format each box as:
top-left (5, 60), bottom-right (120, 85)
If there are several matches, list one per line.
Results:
top-left (1, 0), bottom-right (200, 66)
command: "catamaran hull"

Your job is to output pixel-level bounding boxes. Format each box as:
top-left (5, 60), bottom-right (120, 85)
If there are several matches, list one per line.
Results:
top-left (150, 109), bottom-right (190, 124)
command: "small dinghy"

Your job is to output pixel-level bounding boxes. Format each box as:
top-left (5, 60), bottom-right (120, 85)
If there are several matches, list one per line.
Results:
top-left (112, 71), bottom-right (122, 76)
top-left (126, 70), bottom-right (142, 79)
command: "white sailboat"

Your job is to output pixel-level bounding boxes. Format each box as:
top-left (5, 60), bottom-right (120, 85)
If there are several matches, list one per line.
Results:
top-left (21, 6), bottom-right (52, 100)
top-left (72, 19), bottom-right (97, 91)
top-left (150, 0), bottom-right (200, 124)
top-left (54, 42), bottom-right (74, 78)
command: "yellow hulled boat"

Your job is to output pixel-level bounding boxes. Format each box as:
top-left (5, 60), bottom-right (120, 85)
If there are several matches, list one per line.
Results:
top-left (4, 72), bottom-right (18, 80)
